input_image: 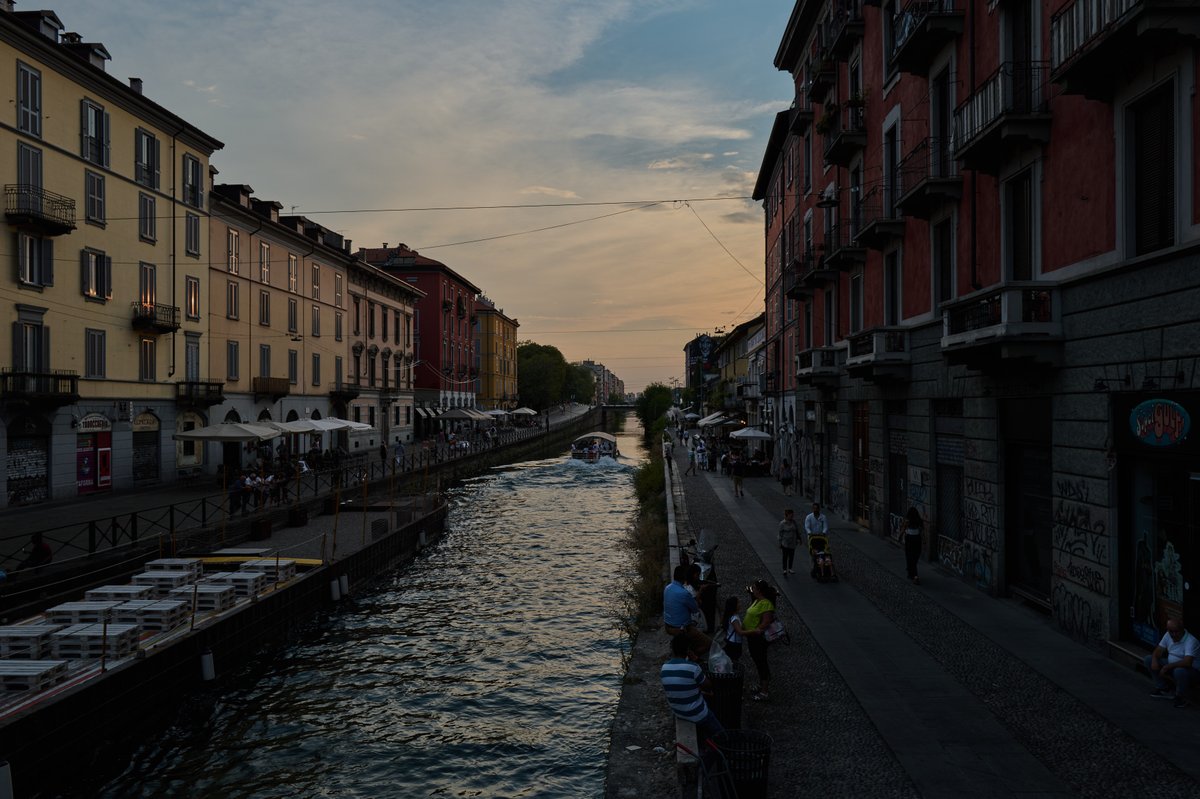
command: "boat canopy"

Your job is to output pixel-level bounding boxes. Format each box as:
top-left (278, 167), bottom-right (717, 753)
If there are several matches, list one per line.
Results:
top-left (574, 432), bottom-right (618, 445)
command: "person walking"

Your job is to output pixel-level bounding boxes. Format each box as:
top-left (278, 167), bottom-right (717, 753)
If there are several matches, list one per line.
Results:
top-left (904, 507), bottom-right (924, 584)
top-left (804, 502), bottom-right (829, 543)
top-left (743, 580), bottom-right (777, 701)
top-left (730, 453), bottom-right (746, 497)
top-left (779, 508), bottom-right (800, 575)
top-left (779, 459), bottom-right (794, 496)
top-left (684, 442), bottom-right (697, 476)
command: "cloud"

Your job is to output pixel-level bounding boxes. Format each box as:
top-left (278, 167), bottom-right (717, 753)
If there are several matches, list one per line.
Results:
top-left (646, 152), bottom-right (715, 170)
top-left (520, 186), bottom-right (581, 199)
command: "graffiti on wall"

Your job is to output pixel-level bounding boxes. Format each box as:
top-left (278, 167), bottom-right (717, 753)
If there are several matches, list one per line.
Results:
top-left (939, 535), bottom-right (963, 575)
top-left (828, 445), bottom-right (849, 515)
top-left (962, 539), bottom-right (994, 590)
top-left (1052, 582), bottom-right (1105, 642)
top-left (963, 477), bottom-right (999, 550)
top-left (906, 466), bottom-right (931, 523)
top-left (1051, 497), bottom-right (1109, 566)
top-left (888, 512), bottom-right (905, 543)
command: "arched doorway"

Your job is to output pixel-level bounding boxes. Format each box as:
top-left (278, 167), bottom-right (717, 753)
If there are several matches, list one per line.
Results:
top-left (286, 409), bottom-right (299, 422)
top-left (132, 411), bottom-right (161, 483)
top-left (7, 415), bottom-right (50, 506)
top-left (224, 409), bottom-right (242, 423)
top-left (257, 409), bottom-right (272, 422)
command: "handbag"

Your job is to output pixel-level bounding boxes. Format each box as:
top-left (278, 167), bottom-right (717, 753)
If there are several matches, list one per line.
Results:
top-left (763, 620), bottom-right (788, 644)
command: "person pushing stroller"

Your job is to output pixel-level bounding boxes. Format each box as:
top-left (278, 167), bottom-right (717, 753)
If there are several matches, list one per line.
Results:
top-left (804, 502), bottom-right (838, 582)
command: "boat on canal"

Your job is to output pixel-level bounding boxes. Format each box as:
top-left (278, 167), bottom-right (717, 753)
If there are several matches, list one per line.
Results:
top-left (570, 432), bottom-right (620, 462)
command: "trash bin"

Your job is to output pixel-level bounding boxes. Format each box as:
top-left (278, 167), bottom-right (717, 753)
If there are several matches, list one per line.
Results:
top-left (712, 729), bottom-right (771, 799)
top-left (706, 662), bottom-right (744, 729)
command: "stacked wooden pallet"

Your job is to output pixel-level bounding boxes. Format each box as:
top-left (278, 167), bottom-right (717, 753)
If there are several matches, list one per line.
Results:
top-left (144, 558), bottom-right (204, 581)
top-left (168, 584), bottom-right (236, 613)
top-left (45, 601), bottom-right (123, 626)
top-left (131, 570), bottom-right (193, 596)
top-left (240, 559), bottom-right (296, 583)
top-left (0, 625), bottom-right (62, 659)
top-left (85, 585), bottom-right (155, 602)
top-left (50, 623), bottom-right (139, 660)
top-left (112, 600), bottom-right (189, 632)
top-left (0, 660), bottom-right (69, 692)
top-left (202, 571), bottom-right (267, 598)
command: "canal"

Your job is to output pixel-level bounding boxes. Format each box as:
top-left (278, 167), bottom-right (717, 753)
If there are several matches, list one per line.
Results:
top-left (94, 417), bottom-right (647, 798)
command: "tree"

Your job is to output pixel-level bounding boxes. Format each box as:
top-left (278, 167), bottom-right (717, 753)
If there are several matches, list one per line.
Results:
top-left (565, 364), bottom-right (595, 405)
top-left (636, 383), bottom-right (673, 434)
top-left (517, 342), bottom-right (567, 411)
top-left (606, 392), bottom-right (625, 405)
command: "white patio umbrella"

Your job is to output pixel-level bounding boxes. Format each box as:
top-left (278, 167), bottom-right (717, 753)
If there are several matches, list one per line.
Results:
top-left (729, 427), bottom-right (773, 440)
top-left (684, 412), bottom-right (701, 420)
top-left (334, 418), bottom-right (373, 431)
top-left (512, 407), bottom-right (538, 416)
top-left (439, 408), bottom-right (477, 420)
top-left (269, 420), bottom-right (320, 433)
top-left (486, 409), bottom-right (510, 416)
top-left (173, 422), bottom-right (282, 442)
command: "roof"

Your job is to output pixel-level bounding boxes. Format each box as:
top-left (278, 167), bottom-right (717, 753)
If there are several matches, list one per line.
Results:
top-left (358, 244), bottom-right (482, 295)
top-left (752, 110), bottom-right (792, 200)
top-left (774, 0), bottom-right (820, 73)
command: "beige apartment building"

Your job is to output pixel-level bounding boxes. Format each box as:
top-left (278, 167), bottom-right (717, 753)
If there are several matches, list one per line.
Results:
top-left (474, 296), bottom-right (518, 411)
top-left (0, 6), bottom-right (222, 506)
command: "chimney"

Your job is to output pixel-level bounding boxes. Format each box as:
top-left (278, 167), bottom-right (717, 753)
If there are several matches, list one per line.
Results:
top-left (129, 77), bottom-right (143, 94)
top-left (382, 243), bottom-right (388, 250)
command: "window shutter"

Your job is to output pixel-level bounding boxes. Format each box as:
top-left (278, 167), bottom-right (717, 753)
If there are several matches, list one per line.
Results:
top-left (103, 256), bottom-right (113, 299)
top-left (102, 111), bottom-right (111, 167)
top-left (11, 322), bottom-right (22, 370)
top-left (40, 325), bottom-right (50, 371)
top-left (80, 99), bottom-right (89, 158)
top-left (153, 137), bottom-right (161, 189)
top-left (80, 249), bottom-right (89, 294)
top-left (13, 233), bottom-right (22, 283)
top-left (41, 238), bottom-right (53, 286)
top-left (1133, 82), bottom-right (1174, 256)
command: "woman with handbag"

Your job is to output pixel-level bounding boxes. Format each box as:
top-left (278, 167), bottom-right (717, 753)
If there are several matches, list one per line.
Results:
top-left (742, 580), bottom-right (778, 701)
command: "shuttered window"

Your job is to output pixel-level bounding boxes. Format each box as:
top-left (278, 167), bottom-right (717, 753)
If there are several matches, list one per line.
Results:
top-left (1130, 81), bottom-right (1175, 256)
top-left (1005, 168), bottom-right (1034, 281)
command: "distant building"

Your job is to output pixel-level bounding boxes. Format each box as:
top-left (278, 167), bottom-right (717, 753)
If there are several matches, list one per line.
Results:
top-left (578, 360), bottom-right (624, 406)
top-left (475, 296), bottom-right (519, 411)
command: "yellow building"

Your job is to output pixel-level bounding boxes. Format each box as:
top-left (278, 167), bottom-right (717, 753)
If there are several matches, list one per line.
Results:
top-left (0, 7), bottom-right (222, 506)
top-left (474, 296), bottom-right (518, 411)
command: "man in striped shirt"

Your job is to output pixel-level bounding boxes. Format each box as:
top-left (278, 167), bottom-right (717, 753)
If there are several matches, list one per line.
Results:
top-left (661, 633), bottom-right (724, 742)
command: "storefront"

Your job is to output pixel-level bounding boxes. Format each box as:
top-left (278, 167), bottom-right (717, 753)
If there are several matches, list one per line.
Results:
top-left (76, 413), bottom-right (113, 495)
top-left (131, 412), bottom-right (160, 482)
top-left (7, 414), bottom-right (50, 506)
top-left (1116, 393), bottom-right (1198, 647)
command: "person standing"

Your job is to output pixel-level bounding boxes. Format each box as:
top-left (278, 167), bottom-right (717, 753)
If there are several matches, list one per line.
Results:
top-left (731, 454), bottom-right (746, 498)
top-left (804, 502), bottom-right (829, 544)
top-left (721, 596), bottom-right (744, 663)
top-left (779, 459), bottom-right (794, 496)
top-left (1146, 619), bottom-right (1200, 708)
top-left (743, 580), bottom-right (778, 701)
top-left (684, 442), bottom-right (697, 476)
top-left (778, 508), bottom-right (800, 575)
top-left (904, 507), bottom-right (924, 585)
top-left (661, 633), bottom-right (724, 742)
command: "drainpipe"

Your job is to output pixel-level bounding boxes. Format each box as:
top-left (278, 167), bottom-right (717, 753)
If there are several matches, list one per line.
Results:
top-left (968, 0), bottom-right (981, 291)
top-left (168, 125), bottom-right (185, 378)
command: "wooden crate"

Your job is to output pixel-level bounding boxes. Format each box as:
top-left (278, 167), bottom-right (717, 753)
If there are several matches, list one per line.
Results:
top-left (239, 559), bottom-right (296, 582)
top-left (131, 570), bottom-right (193, 596)
top-left (0, 625), bottom-right (61, 659)
top-left (112, 600), bottom-right (189, 632)
top-left (85, 584), bottom-right (155, 602)
top-left (45, 601), bottom-right (123, 626)
top-left (168, 584), bottom-right (236, 613)
top-left (51, 623), bottom-right (139, 660)
top-left (144, 558), bottom-right (204, 580)
top-left (203, 571), bottom-right (268, 598)
top-left (0, 660), bottom-right (69, 692)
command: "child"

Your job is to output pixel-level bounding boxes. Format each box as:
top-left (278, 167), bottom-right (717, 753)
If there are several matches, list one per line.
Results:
top-left (722, 595), bottom-right (745, 663)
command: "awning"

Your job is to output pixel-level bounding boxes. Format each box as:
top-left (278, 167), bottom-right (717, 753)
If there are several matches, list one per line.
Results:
top-left (414, 408), bottom-right (429, 418)
top-left (696, 411), bottom-right (725, 427)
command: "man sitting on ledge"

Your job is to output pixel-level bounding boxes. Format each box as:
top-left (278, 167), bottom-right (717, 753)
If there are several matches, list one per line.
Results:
top-left (1146, 618), bottom-right (1200, 708)
top-left (664, 564), bottom-right (711, 658)
top-left (661, 632), bottom-right (723, 743)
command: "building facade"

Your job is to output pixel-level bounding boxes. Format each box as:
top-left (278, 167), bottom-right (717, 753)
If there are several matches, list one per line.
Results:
top-left (0, 6), bottom-right (222, 506)
top-left (757, 0), bottom-right (1200, 652)
top-left (474, 296), bottom-right (518, 411)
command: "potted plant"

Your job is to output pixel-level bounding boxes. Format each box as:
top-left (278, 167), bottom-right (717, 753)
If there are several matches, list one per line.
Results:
top-left (815, 102), bottom-right (839, 135)
top-left (845, 88), bottom-right (871, 108)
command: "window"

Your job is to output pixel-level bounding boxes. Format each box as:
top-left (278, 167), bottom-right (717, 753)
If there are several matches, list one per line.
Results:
top-left (1004, 168), bottom-right (1035, 281)
top-left (849, 274), bottom-right (863, 334)
top-left (81, 250), bottom-right (112, 300)
top-left (1128, 80), bottom-right (1176, 256)
top-left (259, 290), bottom-right (270, 326)
top-left (227, 341), bottom-right (239, 381)
top-left (13, 320), bottom-right (46, 372)
top-left (134, 128), bottom-right (160, 189)
top-left (353, 297), bottom-right (362, 334)
top-left (259, 344), bottom-right (271, 378)
top-left (186, 213), bottom-right (201, 256)
top-left (804, 301), bottom-right (814, 349)
top-left (932, 219), bottom-right (954, 306)
top-left (17, 62), bottom-right (41, 136)
top-left (16, 232), bottom-right (53, 287)
top-left (259, 242), bottom-right (270, 283)
top-left (884, 124), bottom-right (900, 216)
top-left (369, 406), bottom-right (376, 428)
top-left (368, 302), bottom-right (376, 337)
top-left (335, 274), bottom-right (343, 307)
top-left (311, 264), bottom-right (320, 300)
top-left (382, 309), bottom-right (389, 341)
top-left (226, 281), bottom-right (239, 319)
top-left (335, 311), bottom-right (343, 341)
top-left (185, 276), bottom-right (200, 320)
top-left (311, 305), bottom-right (321, 336)
top-left (139, 338), bottom-right (156, 382)
top-left (139, 263), bottom-right (157, 306)
top-left (288, 255), bottom-right (298, 292)
top-left (80, 100), bottom-right (109, 166)
top-left (85, 171), bottom-right (105, 224)
top-left (227, 229), bottom-right (240, 273)
top-left (139, 193), bottom-right (156, 242)
top-left (185, 334), bottom-right (200, 381)
top-left (368, 356), bottom-right (377, 386)
top-left (182, 154), bottom-right (203, 208)
top-left (802, 134), bottom-right (812, 193)
top-left (882, 0), bottom-right (898, 80)
top-left (311, 353), bottom-right (321, 386)
top-left (823, 288), bottom-right (836, 344)
top-left (354, 405), bottom-right (362, 423)
top-left (884, 251), bottom-right (902, 326)
top-left (85, 329), bottom-right (105, 378)
top-left (288, 350), bottom-right (298, 384)
top-left (395, 312), bottom-right (402, 344)
top-left (288, 298), bottom-right (298, 333)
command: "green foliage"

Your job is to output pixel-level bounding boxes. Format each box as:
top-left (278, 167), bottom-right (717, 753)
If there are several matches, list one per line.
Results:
top-left (635, 383), bottom-right (673, 435)
top-left (606, 392), bottom-right (625, 405)
top-left (565, 364), bottom-right (595, 405)
top-left (517, 342), bottom-right (567, 411)
top-left (621, 444), bottom-right (668, 633)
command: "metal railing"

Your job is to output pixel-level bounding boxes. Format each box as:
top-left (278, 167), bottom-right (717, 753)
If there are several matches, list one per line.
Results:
top-left (4, 184), bottom-right (76, 230)
top-left (826, 0), bottom-right (865, 49)
top-left (943, 283), bottom-right (1058, 336)
top-left (898, 136), bottom-right (957, 197)
top-left (1050, 0), bottom-right (1141, 71)
top-left (0, 369), bottom-right (79, 399)
top-left (954, 61), bottom-right (1050, 153)
top-left (894, 0), bottom-right (961, 54)
top-left (251, 376), bottom-right (290, 397)
top-left (822, 104), bottom-right (866, 157)
top-left (175, 381), bottom-right (225, 405)
top-left (848, 327), bottom-right (908, 358)
top-left (131, 302), bottom-right (180, 330)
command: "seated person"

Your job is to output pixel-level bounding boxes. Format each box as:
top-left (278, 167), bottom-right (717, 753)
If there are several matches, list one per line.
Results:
top-left (1145, 619), bottom-right (1200, 708)
top-left (661, 632), bottom-right (724, 743)
top-left (663, 564), bottom-right (712, 658)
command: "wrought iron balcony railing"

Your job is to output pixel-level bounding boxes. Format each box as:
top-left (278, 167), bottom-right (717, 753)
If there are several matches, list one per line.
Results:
top-left (4, 184), bottom-right (76, 235)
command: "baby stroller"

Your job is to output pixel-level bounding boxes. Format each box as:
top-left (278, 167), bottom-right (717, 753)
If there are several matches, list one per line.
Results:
top-left (808, 533), bottom-right (838, 582)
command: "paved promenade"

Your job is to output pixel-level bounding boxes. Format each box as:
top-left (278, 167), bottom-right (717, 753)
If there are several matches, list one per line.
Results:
top-left (655, 444), bottom-right (1200, 798)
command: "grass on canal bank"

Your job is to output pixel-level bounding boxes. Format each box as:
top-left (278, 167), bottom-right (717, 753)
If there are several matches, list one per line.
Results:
top-left (617, 430), bottom-right (668, 668)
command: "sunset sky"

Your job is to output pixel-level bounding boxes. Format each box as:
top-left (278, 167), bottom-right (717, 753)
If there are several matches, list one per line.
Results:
top-left (49, 0), bottom-right (794, 392)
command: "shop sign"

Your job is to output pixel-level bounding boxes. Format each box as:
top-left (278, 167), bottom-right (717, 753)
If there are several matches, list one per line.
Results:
top-left (1129, 399), bottom-right (1190, 448)
top-left (132, 412), bottom-right (160, 432)
top-left (78, 413), bottom-right (112, 433)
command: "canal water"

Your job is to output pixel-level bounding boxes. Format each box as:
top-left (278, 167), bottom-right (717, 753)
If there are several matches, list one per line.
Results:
top-left (96, 419), bottom-right (646, 798)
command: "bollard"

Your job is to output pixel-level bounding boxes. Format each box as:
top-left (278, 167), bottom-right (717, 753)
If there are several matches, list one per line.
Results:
top-left (200, 648), bottom-right (215, 681)
top-left (330, 579), bottom-right (342, 602)
top-left (339, 574), bottom-right (349, 596)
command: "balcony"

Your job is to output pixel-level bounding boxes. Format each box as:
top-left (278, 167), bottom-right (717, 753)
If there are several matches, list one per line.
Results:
top-left (1, 369), bottom-right (79, 408)
top-left (953, 62), bottom-right (1052, 174)
top-left (806, 48), bottom-right (836, 103)
top-left (846, 327), bottom-right (911, 381)
top-left (798, 245), bottom-right (839, 289)
top-left (131, 302), bottom-right (181, 334)
top-left (329, 379), bottom-right (360, 403)
top-left (941, 283), bottom-right (1062, 369)
top-left (790, 99), bottom-right (814, 136)
top-left (823, 218), bottom-right (867, 272)
top-left (783, 263), bottom-right (812, 301)
top-left (175, 381), bottom-right (225, 408)
top-left (795, 347), bottom-right (841, 389)
top-left (891, 0), bottom-right (965, 76)
top-left (854, 189), bottom-right (905, 250)
top-left (4, 184), bottom-right (76, 236)
top-left (252, 376), bottom-right (290, 402)
top-left (827, 0), bottom-right (865, 59)
top-left (896, 137), bottom-right (961, 219)
top-left (1050, 0), bottom-right (1200, 100)
top-left (821, 104), bottom-right (867, 168)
